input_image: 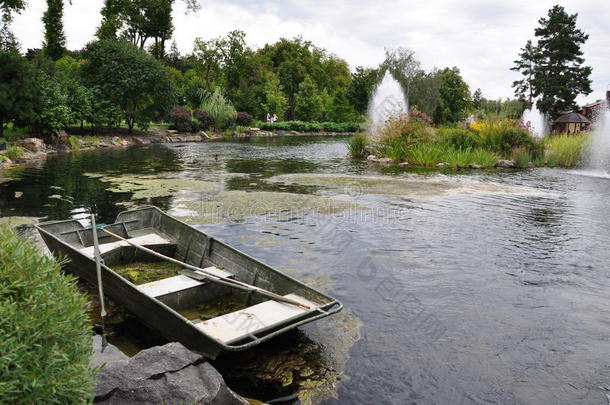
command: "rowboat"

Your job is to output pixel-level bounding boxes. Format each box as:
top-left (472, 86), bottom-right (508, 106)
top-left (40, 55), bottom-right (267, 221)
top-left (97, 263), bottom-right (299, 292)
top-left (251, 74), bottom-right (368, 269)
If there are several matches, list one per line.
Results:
top-left (35, 206), bottom-right (342, 359)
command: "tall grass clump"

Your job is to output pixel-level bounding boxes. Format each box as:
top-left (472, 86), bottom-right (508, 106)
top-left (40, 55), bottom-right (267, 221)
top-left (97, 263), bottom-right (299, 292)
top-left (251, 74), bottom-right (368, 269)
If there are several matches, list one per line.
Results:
top-left (198, 87), bottom-right (237, 130)
top-left (4, 145), bottom-right (26, 160)
top-left (470, 120), bottom-right (535, 156)
top-left (406, 142), bottom-right (445, 166)
top-left (0, 226), bottom-right (94, 403)
top-left (544, 132), bottom-right (591, 167)
top-left (69, 135), bottom-right (81, 151)
top-left (348, 132), bottom-right (368, 158)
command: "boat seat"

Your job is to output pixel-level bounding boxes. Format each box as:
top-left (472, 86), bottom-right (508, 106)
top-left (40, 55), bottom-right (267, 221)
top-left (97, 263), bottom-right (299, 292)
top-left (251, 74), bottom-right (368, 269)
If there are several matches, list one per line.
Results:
top-left (193, 293), bottom-right (318, 344)
top-left (79, 233), bottom-right (172, 258)
top-left (138, 267), bottom-right (233, 298)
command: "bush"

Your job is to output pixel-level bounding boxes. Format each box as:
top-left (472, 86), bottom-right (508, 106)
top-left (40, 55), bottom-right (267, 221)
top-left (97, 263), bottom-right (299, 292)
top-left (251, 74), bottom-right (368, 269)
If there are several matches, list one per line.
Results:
top-left (68, 136), bottom-right (80, 151)
top-left (379, 114), bottom-right (435, 150)
top-left (253, 121), bottom-right (361, 133)
top-left (349, 132), bottom-right (368, 158)
top-left (4, 145), bottom-right (26, 160)
top-left (470, 120), bottom-right (535, 156)
top-left (170, 105), bottom-right (193, 133)
top-left (409, 108), bottom-right (433, 124)
top-left (0, 226), bottom-right (94, 403)
top-left (235, 112), bottom-right (253, 127)
top-left (198, 87), bottom-right (236, 130)
top-left (544, 133), bottom-right (590, 167)
top-left (193, 110), bottom-right (215, 131)
top-left (437, 127), bottom-right (479, 149)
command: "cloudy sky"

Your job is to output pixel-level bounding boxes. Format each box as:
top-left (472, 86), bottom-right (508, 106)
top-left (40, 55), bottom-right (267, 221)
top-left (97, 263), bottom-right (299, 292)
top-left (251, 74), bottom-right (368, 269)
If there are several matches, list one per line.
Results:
top-left (11, 0), bottom-right (610, 103)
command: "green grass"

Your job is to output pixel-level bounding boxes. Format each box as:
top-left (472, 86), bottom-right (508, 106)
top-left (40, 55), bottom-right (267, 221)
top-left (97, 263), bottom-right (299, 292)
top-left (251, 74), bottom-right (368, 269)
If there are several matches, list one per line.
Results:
top-left (406, 143), bottom-right (445, 166)
top-left (543, 132), bottom-right (591, 167)
top-left (69, 136), bottom-right (81, 151)
top-left (0, 226), bottom-right (94, 403)
top-left (348, 132), bottom-right (368, 158)
top-left (4, 145), bottom-right (26, 160)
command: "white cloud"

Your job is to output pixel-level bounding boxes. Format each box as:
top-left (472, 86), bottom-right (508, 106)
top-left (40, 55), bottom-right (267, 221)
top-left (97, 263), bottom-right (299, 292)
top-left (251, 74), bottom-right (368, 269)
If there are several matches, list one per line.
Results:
top-left (10, 0), bottom-right (610, 102)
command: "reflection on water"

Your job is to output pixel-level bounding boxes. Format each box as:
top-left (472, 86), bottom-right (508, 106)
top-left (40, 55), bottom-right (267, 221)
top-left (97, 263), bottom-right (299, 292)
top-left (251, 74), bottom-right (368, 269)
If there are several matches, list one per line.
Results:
top-left (2, 138), bottom-right (610, 404)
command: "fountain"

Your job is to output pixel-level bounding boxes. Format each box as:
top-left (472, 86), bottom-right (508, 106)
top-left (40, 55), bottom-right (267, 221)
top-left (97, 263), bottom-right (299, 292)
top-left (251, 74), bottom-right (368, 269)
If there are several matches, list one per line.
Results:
top-left (582, 108), bottom-right (610, 176)
top-left (521, 106), bottom-right (547, 138)
top-left (367, 71), bottom-right (408, 140)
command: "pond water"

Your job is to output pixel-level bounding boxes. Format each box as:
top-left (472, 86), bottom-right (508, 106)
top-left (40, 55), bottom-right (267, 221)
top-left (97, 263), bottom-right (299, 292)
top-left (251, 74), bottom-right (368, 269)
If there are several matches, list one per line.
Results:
top-left (2, 137), bottom-right (610, 404)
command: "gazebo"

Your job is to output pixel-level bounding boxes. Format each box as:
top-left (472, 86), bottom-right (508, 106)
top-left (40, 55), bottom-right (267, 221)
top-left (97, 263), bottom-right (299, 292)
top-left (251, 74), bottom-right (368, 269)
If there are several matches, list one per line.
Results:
top-left (552, 112), bottom-right (591, 134)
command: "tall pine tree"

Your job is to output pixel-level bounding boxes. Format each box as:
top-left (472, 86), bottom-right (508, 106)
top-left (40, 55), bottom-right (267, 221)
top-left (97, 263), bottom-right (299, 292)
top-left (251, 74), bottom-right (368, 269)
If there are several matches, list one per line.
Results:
top-left (512, 5), bottom-right (592, 118)
top-left (42, 0), bottom-right (66, 60)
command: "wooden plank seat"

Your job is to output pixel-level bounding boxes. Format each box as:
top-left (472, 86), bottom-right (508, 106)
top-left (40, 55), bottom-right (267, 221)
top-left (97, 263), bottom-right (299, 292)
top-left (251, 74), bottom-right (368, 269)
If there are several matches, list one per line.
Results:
top-left (193, 293), bottom-right (319, 344)
top-left (138, 267), bottom-right (233, 298)
top-left (79, 233), bottom-right (172, 258)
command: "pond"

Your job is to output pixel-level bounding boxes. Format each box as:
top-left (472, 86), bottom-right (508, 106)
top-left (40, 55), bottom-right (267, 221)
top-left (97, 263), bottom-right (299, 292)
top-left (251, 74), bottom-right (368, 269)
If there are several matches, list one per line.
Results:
top-left (1, 136), bottom-right (609, 404)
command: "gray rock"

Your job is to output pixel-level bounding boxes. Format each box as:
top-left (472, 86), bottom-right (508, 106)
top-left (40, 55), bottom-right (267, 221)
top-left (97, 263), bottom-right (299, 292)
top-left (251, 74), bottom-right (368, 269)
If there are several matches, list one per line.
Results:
top-left (495, 159), bottom-right (516, 168)
top-left (18, 137), bottom-right (46, 152)
top-left (132, 137), bottom-right (151, 146)
top-left (398, 162), bottom-right (409, 167)
top-left (94, 343), bottom-right (247, 405)
top-left (436, 162), bottom-right (449, 168)
top-left (527, 162), bottom-right (535, 168)
top-left (366, 155), bottom-right (378, 161)
top-left (56, 144), bottom-right (71, 153)
top-left (468, 164), bottom-right (484, 169)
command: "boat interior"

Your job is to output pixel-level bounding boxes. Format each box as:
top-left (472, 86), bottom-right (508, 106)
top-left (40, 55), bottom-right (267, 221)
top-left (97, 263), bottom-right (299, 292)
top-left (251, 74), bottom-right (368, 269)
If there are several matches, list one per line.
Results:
top-left (38, 207), bottom-right (333, 345)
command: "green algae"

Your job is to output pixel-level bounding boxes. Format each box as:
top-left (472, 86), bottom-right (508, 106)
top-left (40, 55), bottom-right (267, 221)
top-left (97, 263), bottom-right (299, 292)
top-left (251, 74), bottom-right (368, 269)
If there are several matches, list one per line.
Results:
top-left (174, 190), bottom-right (364, 225)
top-left (178, 294), bottom-right (246, 321)
top-left (112, 260), bottom-right (182, 285)
top-left (270, 173), bottom-right (542, 197)
top-left (85, 172), bottom-right (218, 200)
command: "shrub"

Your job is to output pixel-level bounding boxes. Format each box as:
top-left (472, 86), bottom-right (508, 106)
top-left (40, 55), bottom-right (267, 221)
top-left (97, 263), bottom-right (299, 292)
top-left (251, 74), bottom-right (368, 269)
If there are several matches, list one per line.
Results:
top-left (544, 132), bottom-right (590, 167)
top-left (253, 121), bottom-right (362, 133)
top-left (470, 120), bottom-right (535, 156)
top-left (409, 108), bottom-right (433, 124)
top-left (0, 226), bottom-right (94, 403)
top-left (69, 135), bottom-right (80, 151)
top-left (406, 142), bottom-right (446, 166)
top-left (170, 105), bottom-right (193, 132)
top-left (193, 110), bottom-right (215, 131)
top-left (198, 87), bottom-right (236, 130)
top-left (4, 145), bottom-right (26, 160)
top-left (379, 113), bottom-right (435, 150)
top-left (349, 132), bottom-right (368, 158)
top-left (235, 112), bottom-right (253, 127)
top-left (437, 127), bottom-right (479, 149)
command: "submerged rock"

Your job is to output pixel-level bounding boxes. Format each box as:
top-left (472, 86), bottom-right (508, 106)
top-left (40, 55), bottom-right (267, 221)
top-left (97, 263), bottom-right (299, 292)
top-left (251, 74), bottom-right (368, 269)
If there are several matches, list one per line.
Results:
top-left (94, 342), bottom-right (247, 405)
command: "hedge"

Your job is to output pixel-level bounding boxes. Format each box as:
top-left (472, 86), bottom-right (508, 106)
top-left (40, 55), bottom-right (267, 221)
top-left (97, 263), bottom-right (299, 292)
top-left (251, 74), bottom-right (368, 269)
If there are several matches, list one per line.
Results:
top-left (253, 120), bottom-right (362, 133)
top-left (0, 226), bottom-right (94, 404)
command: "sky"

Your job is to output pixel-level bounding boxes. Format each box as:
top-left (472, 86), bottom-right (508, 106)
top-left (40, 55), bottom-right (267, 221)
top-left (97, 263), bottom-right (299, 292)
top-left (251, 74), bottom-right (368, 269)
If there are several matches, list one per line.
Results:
top-left (10, 0), bottom-right (610, 104)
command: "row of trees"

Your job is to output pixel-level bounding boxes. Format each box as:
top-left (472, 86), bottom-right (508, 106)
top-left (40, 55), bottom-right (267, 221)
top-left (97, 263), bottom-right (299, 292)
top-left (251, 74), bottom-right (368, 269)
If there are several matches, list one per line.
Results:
top-left (1, 0), bottom-right (541, 138)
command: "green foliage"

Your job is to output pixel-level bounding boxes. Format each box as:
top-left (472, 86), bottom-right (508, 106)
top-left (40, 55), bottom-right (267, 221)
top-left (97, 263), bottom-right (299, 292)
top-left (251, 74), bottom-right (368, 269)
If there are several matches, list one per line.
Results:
top-left (83, 39), bottom-right (175, 133)
top-left (170, 105), bottom-right (193, 132)
top-left (347, 66), bottom-right (380, 115)
top-left (0, 226), bottom-right (94, 403)
top-left (294, 76), bottom-right (322, 121)
top-left (379, 114), bottom-right (436, 150)
top-left (42, 0), bottom-right (66, 60)
top-left (4, 144), bottom-right (25, 159)
top-left (348, 132), bottom-right (368, 158)
top-left (68, 135), bottom-right (80, 151)
top-left (326, 88), bottom-right (359, 122)
top-left (259, 72), bottom-right (288, 119)
top-left (512, 5), bottom-right (592, 118)
top-left (470, 121), bottom-right (536, 156)
top-left (35, 72), bottom-right (73, 134)
top-left (435, 67), bottom-right (471, 124)
top-left (437, 127), bottom-right (479, 149)
top-left (198, 87), bottom-right (236, 130)
top-left (0, 51), bottom-right (39, 137)
top-left (512, 147), bottom-right (533, 168)
top-left (544, 132), bottom-right (590, 167)
top-left (404, 143), bottom-right (445, 166)
top-left (255, 121), bottom-right (361, 132)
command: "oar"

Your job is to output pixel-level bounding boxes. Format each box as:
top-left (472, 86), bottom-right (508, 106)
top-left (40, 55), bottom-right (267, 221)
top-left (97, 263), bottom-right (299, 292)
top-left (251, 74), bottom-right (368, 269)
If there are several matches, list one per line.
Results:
top-left (101, 229), bottom-right (311, 310)
top-left (91, 213), bottom-right (108, 350)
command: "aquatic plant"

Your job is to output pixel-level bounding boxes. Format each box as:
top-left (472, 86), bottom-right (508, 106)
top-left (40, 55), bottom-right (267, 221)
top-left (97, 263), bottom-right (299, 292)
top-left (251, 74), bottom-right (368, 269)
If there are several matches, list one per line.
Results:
top-left (543, 132), bottom-right (591, 167)
top-left (437, 127), bottom-right (479, 149)
top-left (406, 142), bottom-right (445, 166)
top-left (68, 135), bottom-right (80, 151)
top-left (470, 120), bottom-right (535, 156)
top-left (4, 145), bottom-right (26, 160)
top-left (0, 226), bottom-right (94, 403)
top-left (348, 132), bottom-right (368, 158)
top-left (198, 87), bottom-right (236, 130)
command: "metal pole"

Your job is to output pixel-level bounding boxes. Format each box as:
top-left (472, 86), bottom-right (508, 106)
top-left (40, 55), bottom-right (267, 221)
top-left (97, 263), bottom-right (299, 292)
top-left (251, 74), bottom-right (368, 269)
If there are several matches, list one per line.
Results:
top-left (91, 213), bottom-right (107, 348)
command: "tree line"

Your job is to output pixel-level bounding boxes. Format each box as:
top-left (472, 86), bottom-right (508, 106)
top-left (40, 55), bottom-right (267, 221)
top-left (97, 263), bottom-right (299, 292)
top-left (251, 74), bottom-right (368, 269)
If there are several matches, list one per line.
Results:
top-left (1, 0), bottom-right (565, 138)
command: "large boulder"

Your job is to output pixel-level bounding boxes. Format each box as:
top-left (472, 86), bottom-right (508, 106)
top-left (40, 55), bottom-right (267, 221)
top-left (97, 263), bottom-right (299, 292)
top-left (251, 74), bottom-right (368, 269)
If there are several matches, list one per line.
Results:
top-left (18, 137), bottom-right (45, 152)
top-left (94, 343), bottom-right (247, 405)
top-left (495, 159), bottom-right (516, 168)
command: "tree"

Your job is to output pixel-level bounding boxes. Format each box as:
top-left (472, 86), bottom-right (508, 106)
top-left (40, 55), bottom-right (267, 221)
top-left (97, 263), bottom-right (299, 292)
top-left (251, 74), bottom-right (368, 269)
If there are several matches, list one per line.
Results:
top-left (512, 6), bottom-right (592, 118)
top-left (294, 75), bottom-right (321, 121)
top-left (260, 72), bottom-right (287, 119)
top-left (436, 67), bottom-right (471, 124)
top-left (511, 40), bottom-right (538, 106)
top-left (34, 72), bottom-right (73, 134)
top-left (0, 51), bottom-right (39, 136)
top-left (83, 39), bottom-right (175, 133)
top-left (533, 5), bottom-right (592, 117)
top-left (327, 88), bottom-right (358, 122)
top-left (472, 88), bottom-right (483, 109)
top-left (347, 66), bottom-right (380, 115)
top-left (382, 47), bottom-right (421, 97)
top-left (42, 0), bottom-right (66, 60)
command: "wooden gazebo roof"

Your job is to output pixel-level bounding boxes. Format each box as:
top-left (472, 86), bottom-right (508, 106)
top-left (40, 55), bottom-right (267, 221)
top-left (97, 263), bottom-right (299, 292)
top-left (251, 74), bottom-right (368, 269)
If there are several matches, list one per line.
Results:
top-left (554, 112), bottom-right (591, 124)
